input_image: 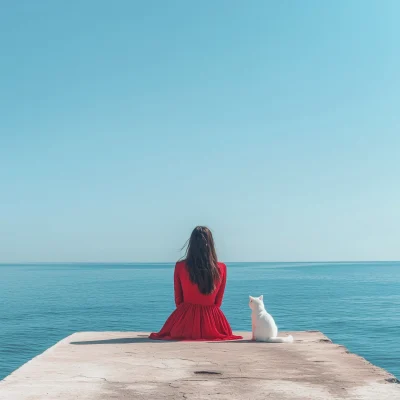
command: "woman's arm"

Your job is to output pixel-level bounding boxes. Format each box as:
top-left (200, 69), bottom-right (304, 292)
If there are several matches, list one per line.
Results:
top-left (215, 263), bottom-right (227, 308)
top-left (174, 263), bottom-right (184, 307)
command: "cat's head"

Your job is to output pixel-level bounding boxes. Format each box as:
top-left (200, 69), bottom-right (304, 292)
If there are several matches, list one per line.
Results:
top-left (249, 295), bottom-right (264, 310)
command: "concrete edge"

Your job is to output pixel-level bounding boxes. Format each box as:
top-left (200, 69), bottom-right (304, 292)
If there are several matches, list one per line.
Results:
top-left (1, 333), bottom-right (79, 383)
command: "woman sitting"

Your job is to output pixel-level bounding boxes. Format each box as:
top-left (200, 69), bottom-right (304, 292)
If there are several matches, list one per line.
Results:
top-left (149, 226), bottom-right (242, 341)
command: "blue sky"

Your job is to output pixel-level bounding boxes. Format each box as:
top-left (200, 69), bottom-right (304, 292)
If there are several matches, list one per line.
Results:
top-left (1, 1), bottom-right (399, 262)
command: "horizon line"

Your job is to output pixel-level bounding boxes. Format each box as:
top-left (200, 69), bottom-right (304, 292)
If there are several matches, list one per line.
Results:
top-left (0, 260), bottom-right (399, 265)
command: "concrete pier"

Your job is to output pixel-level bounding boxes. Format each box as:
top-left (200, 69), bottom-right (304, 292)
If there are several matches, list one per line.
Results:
top-left (0, 331), bottom-right (398, 399)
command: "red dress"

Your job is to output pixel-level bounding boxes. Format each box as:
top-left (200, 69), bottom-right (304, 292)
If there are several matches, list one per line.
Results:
top-left (149, 261), bottom-right (242, 341)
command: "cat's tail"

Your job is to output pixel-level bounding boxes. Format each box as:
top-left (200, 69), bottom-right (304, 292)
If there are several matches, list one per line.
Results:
top-left (266, 335), bottom-right (294, 343)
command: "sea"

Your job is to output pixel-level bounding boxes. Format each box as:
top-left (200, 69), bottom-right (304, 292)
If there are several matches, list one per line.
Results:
top-left (0, 262), bottom-right (399, 380)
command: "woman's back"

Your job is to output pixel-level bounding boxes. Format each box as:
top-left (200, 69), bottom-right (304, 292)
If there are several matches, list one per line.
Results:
top-left (174, 261), bottom-right (227, 306)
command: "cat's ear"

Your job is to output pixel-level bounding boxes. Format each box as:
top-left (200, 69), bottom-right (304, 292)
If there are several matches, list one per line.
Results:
top-left (259, 295), bottom-right (263, 301)
top-left (249, 295), bottom-right (253, 301)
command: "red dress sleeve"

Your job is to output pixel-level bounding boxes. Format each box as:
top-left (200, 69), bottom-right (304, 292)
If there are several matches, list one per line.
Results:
top-left (215, 263), bottom-right (227, 308)
top-left (174, 263), bottom-right (184, 307)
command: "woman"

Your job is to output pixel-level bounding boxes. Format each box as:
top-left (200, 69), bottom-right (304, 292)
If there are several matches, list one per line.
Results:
top-left (149, 226), bottom-right (242, 341)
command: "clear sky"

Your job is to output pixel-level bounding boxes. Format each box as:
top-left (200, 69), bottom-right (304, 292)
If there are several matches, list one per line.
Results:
top-left (1, 1), bottom-right (399, 262)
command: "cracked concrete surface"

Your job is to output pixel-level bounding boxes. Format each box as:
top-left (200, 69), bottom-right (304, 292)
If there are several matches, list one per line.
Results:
top-left (0, 331), bottom-right (398, 399)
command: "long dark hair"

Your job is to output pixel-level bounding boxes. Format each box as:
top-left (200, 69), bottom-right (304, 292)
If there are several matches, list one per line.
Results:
top-left (182, 226), bottom-right (221, 295)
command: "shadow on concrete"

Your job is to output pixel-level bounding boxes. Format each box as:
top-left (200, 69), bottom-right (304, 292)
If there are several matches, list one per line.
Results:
top-left (208, 340), bottom-right (288, 344)
top-left (70, 337), bottom-right (178, 345)
top-left (208, 340), bottom-right (255, 344)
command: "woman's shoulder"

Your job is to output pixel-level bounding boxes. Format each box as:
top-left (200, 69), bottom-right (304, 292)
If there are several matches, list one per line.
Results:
top-left (218, 262), bottom-right (227, 271)
top-left (175, 260), bottom-right (186, 270)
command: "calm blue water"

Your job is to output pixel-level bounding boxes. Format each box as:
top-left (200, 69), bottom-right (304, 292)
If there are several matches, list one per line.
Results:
top-left (1, 262), bottom-right (399, 380)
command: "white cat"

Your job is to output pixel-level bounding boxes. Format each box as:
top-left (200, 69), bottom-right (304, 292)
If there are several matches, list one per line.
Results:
top-left (249, 295), bottom-right (294, 343)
